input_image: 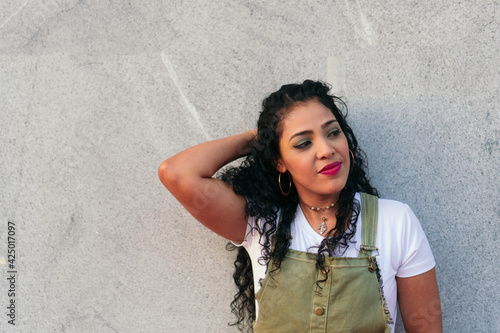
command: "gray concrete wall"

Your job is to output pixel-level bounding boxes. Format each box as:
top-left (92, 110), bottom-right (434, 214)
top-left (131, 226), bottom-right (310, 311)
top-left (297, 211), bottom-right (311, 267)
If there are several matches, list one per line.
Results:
top-left (1, 1), bottom-right (498, 332)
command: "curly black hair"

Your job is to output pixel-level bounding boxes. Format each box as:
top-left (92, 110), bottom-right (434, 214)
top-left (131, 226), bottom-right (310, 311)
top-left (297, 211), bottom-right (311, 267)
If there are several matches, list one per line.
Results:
top-left (220, 80), bottom-right (378, 332)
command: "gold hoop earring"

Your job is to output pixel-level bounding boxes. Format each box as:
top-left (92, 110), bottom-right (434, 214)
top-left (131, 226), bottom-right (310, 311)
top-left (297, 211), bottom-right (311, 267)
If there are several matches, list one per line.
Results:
top-left (278, 172), bottom-right (291, 196)
top-left (349, 149), bottom-right (355, 165)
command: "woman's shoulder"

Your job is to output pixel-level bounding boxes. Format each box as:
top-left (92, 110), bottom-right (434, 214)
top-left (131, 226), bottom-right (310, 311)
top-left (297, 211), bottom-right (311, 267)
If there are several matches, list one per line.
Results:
top-left (371, 196), bottom-right (428, 247)
top-left (360, 193), bottom-right (420, 230)
top-left (371, 196), bottom-right (436, 277)
top-left (359, 192), bottom-right (411, 215)
top-left (377, 196), bottom-right (412, 214)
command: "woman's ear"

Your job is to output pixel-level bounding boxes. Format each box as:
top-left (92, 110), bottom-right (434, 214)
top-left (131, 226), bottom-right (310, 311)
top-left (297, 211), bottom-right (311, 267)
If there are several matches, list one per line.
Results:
top-left (276, 159), bottom-right (287, 173)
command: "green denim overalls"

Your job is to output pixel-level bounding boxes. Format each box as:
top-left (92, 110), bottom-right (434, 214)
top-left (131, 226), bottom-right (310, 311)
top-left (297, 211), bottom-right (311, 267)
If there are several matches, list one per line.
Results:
top-left (253, 193), bottom-right (391, 332)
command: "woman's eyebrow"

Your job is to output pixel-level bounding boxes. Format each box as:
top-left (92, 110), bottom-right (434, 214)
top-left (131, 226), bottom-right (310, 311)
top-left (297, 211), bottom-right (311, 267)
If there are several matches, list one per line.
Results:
top-left (288, 120), bottom-right (338, 142)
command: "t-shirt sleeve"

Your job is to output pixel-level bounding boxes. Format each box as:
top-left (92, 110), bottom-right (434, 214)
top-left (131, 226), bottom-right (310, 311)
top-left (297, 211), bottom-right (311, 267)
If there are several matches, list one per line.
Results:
top-left (231, 214), bottom-right (258, 248)
top-left (231, 197), bottom-right (259, 248)
top-left (396, 204), bottom-right (436, 278)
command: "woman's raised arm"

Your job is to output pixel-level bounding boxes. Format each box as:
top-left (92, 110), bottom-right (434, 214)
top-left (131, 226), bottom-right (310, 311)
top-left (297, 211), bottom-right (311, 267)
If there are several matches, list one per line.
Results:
top-left (158, 129), bottom-right (257, 243)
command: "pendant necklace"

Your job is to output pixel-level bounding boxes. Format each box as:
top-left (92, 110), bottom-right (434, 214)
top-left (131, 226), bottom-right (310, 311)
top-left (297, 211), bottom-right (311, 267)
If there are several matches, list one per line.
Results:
top-left (304, 202), bottom-right (336, 234)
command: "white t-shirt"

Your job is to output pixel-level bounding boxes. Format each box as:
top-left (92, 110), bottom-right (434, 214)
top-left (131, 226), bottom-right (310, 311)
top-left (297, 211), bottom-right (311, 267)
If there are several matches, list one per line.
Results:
top-left (237, 193), bottom-right (436, 330)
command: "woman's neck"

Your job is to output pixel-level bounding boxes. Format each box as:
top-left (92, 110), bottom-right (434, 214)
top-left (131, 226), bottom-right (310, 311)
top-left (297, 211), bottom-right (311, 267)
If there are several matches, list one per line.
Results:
top-left (298, 199), bottom-right (339, 235)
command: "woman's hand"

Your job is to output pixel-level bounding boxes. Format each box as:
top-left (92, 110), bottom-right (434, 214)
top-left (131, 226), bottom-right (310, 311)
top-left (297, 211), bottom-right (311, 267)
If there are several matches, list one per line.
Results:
top-left (397, 268), bottom-right (443, 333)
top-left (158, 129), bottom-right (257, 243)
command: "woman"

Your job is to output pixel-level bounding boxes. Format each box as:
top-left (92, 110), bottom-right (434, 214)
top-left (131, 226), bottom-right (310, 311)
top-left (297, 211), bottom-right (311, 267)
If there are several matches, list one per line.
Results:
top-left (158, 80), bottom-right (442, 332)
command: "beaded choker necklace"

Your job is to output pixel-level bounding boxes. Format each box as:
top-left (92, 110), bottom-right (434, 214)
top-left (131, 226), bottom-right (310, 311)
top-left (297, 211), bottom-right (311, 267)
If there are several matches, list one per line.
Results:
top-left (304, 202), bottom-right (336, 234)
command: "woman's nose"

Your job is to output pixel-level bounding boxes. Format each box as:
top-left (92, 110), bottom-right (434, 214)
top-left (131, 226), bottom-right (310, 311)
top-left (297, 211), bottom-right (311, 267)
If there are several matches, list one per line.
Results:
top-left (316, 138), bottom-right (335, 159)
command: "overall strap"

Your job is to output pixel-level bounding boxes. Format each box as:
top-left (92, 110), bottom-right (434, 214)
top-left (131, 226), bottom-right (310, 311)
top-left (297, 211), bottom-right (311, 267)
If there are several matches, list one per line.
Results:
top-left (358, 193), bottom-right (379, 258)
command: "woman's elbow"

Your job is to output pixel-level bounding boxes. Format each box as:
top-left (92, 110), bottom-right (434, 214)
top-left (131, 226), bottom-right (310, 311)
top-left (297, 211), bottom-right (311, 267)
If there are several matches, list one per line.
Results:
top-left (158, 159), bottom-right (180, 190)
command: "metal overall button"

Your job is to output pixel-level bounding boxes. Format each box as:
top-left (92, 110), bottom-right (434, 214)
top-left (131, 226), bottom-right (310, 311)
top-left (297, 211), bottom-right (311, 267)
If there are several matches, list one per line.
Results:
top-left (368, 257), bottom-right (376, 273)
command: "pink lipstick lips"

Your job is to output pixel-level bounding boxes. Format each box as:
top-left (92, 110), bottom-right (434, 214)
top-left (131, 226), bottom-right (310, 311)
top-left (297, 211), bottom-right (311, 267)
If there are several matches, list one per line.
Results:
top-left (319, 162), bottom-right (342, 176)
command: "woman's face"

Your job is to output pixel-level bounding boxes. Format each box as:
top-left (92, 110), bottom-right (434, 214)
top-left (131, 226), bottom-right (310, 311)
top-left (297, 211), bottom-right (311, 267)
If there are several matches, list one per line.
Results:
top-left (276, 99), bottom-right (350, 204)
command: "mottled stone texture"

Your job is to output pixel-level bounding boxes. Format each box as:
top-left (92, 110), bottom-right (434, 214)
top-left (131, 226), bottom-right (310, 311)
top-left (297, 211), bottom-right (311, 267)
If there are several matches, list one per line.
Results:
top-left (1, 1), bottom-right (499, 332)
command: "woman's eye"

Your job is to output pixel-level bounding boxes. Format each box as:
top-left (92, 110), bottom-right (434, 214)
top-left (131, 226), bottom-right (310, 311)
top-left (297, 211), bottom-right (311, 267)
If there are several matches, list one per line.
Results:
top-left (328, 129), bottom-right (341, 137)
top-left (294, 140), bottom-right (311, 149)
